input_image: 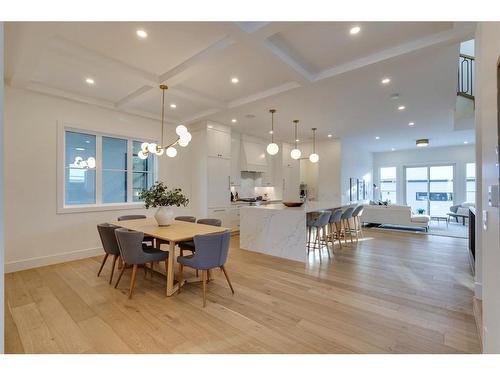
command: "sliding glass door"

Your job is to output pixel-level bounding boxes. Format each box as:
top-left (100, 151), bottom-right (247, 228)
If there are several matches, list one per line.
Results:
top-left (405, 165), bottom-right (454, 216)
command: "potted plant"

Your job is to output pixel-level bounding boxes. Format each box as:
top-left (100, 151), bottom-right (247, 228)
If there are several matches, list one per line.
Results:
top-left (416, 208), bottom-right (426, 215)
top-left (139, 182), bottom-right (189, 226)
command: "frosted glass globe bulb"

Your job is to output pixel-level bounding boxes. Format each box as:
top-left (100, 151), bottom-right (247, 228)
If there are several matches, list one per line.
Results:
top-left (166, 146), bottom-right (177, 158)
top-left (266, 142), bottom-right (279, 155)
top-left (290, 149), bottom-right (301, 160)
top-left (309, 153), bottom-right (319, 163)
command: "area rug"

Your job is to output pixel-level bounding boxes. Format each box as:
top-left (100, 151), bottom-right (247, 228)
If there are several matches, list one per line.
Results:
top-left (368, 222), bottom-right (468, 239)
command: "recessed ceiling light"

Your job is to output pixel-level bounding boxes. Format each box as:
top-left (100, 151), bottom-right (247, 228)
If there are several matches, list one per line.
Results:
top-left (136, 29), bottom-right (148, 39)
top-left (75, 147), bottom-right (85, 151)
top-left (391, 148), bottom-right (396, 151)
top-left (381, 78), bottom-right (391, 85)
top-left (375, 136), bottom-right (380, 140)
top-left (296, 139), bottom-right (300, 143)
top-left (464, 141), bottom-right (469, 144)
top-left (328, 134), bottom-right (333, 138)
top-left (231, 77), bottom-right (239, 84)
top-left (85, 140), bottom-right (90, 144)
top-left (231, 118), bottom-right (237, 123)
top-left (408, 122), bottom-right (415, 126)
top-left (350, 26), bottom-right (361, 35)
top-left (85, 77), bottom-right (95, 85)
top-left (269, 130), bottom-right (274, 135)
top-left (398, 105), bottom-right (406, 111)
top-left (170, 103), bottom-right (176, 109)
top-left (207, 125), bottom-right (213, 129)
top-left (416, 138), bottom-right (429, 147)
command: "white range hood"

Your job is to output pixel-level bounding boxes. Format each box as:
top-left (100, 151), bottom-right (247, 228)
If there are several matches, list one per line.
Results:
top-left (240, 139), bottom-right (268, 173)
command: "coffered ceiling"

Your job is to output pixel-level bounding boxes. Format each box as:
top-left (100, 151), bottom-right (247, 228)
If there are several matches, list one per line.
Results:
top-left (4, 21), bottom-right (476, 151)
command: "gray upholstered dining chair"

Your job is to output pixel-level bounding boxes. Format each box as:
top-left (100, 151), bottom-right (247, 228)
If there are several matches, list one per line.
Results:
top-left (97, 223), bottom-right (121, 284)
top-left (340, 206), bottom-right (355, 245)
top-left (177, 230), bottom-right (233, 307)
top-left (351, 205), bottom-right (364, 240)
top-left (114, 228), bottom-right (169, 299)
top-left (117, 214), bottom-right (154, 245)
top-left (178, 218), bottom-right (222, 255)
top-left (307, 211), bottom-right (332, 259)
top-left (175, 216), bottom-right (196, 223)
top-left (328, 210), bottom-right (344, 249)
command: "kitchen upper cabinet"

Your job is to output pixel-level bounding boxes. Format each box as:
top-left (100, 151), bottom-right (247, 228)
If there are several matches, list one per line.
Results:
top-left (207, 156), bottom-right (231, 208)
top-left (207, 127), bottom-right (231, 159)
top-left (230, 133), bottom-right (241, 186)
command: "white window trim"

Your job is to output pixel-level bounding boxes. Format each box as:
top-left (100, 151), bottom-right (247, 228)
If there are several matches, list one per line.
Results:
top-left (57, 122), bottom-right (158, 214)
top-left (379, 166), bottom-right (397, 203)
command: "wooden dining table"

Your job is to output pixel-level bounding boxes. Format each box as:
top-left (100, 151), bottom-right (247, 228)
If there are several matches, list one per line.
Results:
top-left (110, 217), bottom-right (229, 296)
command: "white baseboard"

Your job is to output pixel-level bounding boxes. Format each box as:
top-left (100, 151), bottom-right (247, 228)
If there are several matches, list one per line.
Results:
top-left (475, 281), bottom-right (483, 299)
top-left (5, 246), bottom-right (103, 273)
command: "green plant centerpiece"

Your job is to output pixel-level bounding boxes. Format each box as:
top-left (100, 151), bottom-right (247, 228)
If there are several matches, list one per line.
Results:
top-left (416, 208), bottom-right (426, 215)
top-left (139, 182), bottom-right (189, 226)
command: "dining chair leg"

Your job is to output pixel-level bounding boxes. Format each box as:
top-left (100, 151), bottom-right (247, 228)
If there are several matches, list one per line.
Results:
top-left (150, 262), bottom-right (154, 278)
top-left (178, 264), bottom-right (184, 294)
top-left (325, 226), bottom-right (331, 259)
top-left (97, 253), bottom-right (109, 277)
top-left (202, 270), bottom-right (207, 307)
top-left (315, 228), bottom-right (322, 262)
top-left (128, 264), bottom-right (138, 299)
top-left (115, 263), bottom-right (126, 288)
top-left (220, 265), bottom-right (235, 294)
top-left (109, 254), bottom-right (118, 284)
top-left (347, 220), bottom-right (354, 244)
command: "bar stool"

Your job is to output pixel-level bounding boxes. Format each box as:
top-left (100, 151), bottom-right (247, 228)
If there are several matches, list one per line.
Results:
top-left (328, 210), bottom-right (344, 250)
top-left (351, 205), bottom-right (364, 240)
top-left (307, 211), bottom-right (332, 260)
top-left (340, 207), bottom-right (355, 245)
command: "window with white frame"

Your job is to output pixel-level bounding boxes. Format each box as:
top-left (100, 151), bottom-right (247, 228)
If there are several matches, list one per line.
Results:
top-left (63, 129), bottom-right (156, 208)
top-left (379, 167), bottom-right (397, 203)
top-left (466, 162), bottom-right (476, 203)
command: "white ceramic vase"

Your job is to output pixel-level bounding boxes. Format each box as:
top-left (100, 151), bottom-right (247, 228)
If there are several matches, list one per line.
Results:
top-left (154, 206), bottom-right (175, 226)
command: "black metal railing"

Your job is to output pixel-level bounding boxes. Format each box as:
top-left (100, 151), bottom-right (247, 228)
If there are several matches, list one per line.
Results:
top-left (458, 53), bottom-right (475, 99)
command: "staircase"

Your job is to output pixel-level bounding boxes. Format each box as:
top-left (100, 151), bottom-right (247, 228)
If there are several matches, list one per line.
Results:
top-left (454, 47), bottom-right (475, 131)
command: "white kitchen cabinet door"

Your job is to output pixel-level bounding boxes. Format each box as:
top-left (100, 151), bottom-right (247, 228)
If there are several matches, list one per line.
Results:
top-left (230, 134), bottom-right (241, 186)
top-left (207, 128), bottom-right (231, 159)
top-left (207, 207), bottom-right (229, 227)
top-left (207, 156), bottom-right (231, 208)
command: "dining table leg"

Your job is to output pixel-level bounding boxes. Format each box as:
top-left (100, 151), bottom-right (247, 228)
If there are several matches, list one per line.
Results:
top-left (165, 240), bottom-right (178, 296)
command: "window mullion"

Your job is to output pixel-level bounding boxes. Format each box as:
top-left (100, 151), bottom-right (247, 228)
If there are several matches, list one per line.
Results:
top-left (96, 135), bottom-right (103, 204)
top-left (127, 139), bottom-right (133, 203)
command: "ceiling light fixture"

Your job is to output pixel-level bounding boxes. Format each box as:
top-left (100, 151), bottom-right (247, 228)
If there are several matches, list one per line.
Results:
top-left (398, 105), bottom-right (406, 111)
top-left (375, 136), bottom-right (380, 140)
top-left (327, 134), bottom-right (333, 138)
top-left (231, 118), bottom-right (237, 123)
top-left (85, 77), bottom-right (95, 85)
top-left (408, 122), bottom-right (415, 126)
top-left (136, 29), bottom-right (148, 39)
top-left (266, 109), bottom-right (279, 155)
top-left (309, 128), bottom-right (319, 163)
top-left (170, 103), bottom-right (176, 109)
top-left (290, 120), bottom-right (301, 160)
top-left (464, 141), bottom-right (469, 144)
top-left (350, 26), bottom-right (361, 35)
top-left (231, 77), bottom-right (239, 84)
top-left (391, 148), bottom-right (396, 151)
top-left (416, 138), bottom-right (429, 148)
top-left (138, 85), bottom-right (192, 160)
top-left (381, 78), bottom-right (391, 85)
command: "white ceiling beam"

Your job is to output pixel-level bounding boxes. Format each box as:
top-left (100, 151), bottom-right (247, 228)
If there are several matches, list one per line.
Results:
top-left (227, 81), bottom-right (301, 108)
top-left (48, 36), bottom-right (158, 84)
top-left (158, 35), bottom-right (236, 86)
top-left (314, 28), bottom-right (469, 82)
top-left (115, 85), bottom-right (154, 108)
top-left (170, 86), bottom-right (226, 109)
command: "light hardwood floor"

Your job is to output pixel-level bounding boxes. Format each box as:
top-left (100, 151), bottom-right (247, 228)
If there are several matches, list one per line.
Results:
top-left (4, 229), bottom-right (481, 353)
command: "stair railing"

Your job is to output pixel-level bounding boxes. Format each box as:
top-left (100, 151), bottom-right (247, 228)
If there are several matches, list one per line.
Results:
top-left (458, 53), bottom-right (475, 99)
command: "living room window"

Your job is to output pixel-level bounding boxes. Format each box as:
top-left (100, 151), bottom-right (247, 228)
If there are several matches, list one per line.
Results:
top-left (466, 162), bottom-right (476, 203)
top-left (59, 127), bottom-right (157, 213)
top-left (379, 167), bottom-right (397, 203)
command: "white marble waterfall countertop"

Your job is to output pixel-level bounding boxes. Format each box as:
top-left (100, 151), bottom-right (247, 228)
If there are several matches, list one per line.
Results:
top-left (244, 201), bottom-right (342, 213)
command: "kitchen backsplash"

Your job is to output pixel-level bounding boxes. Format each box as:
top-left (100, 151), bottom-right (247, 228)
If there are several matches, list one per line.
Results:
top-left (231, 175), bottom-right (277, 200)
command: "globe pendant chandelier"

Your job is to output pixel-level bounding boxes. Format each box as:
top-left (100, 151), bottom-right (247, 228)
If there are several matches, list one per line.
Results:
top-left (266, 109), bottom-right (279, 155)
top-left (309, 127), bottom-right (319, 163)
top-left (138, 85), bottom-right (192, 160)
top-left (290, 119), bottom-right (301, 160)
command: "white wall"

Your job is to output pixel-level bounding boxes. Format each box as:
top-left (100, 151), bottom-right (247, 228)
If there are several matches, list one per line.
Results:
top-left (341, 138), bottom-right (373, 205)
top-left (475, 22), bottom-right (500, 353)
top-left (4, 86), bottom-right (193, 272)
top-left (298, 139), bottom-right (342, 204)
top-left (373, 145), bottom-right (475, 206)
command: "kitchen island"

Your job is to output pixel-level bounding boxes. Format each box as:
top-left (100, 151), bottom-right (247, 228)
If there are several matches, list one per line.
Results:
top-left (239, 201), bottom-right (341, 263)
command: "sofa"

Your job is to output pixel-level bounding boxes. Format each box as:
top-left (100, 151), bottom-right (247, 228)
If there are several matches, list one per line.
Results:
top-left (361, 204), bottom-right (430, 230)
